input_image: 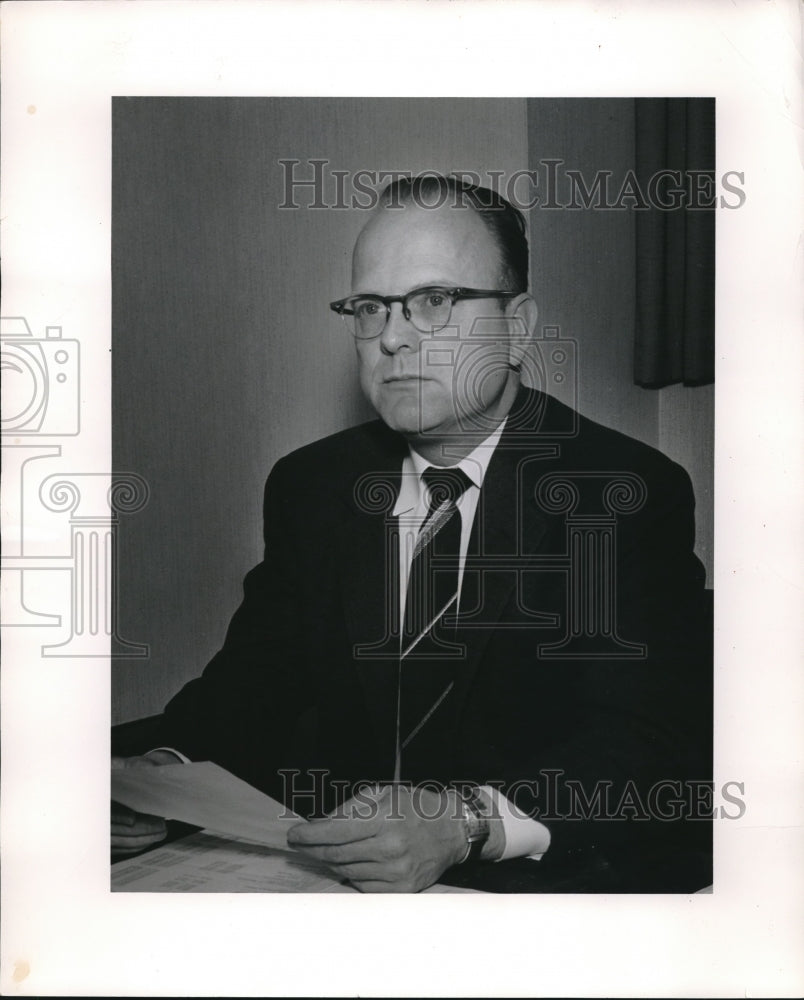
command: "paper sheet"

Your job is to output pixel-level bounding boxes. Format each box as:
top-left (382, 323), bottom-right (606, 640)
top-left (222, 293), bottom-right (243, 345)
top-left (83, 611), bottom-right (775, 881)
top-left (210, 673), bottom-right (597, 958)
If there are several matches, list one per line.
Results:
top-left (111, 831), bottom-right (353, 892)
top-left (111, 830), bottom-right (483, 893)
top-left (111, 761), bottom-right (302, 851)
top-left (111, 762), bottom-right (484, 892)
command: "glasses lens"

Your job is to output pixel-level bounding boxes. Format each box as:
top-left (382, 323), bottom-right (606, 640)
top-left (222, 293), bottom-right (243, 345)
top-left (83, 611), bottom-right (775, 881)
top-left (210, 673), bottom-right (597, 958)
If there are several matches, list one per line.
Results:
top-left (408, 289), bottom-right (452, 333)
top-left (349, 297), bottom-right (387, 339)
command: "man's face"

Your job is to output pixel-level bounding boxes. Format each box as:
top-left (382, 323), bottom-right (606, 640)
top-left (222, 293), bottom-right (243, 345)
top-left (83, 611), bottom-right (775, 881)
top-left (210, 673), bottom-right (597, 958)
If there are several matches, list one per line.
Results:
top-left (351, 203), bottom-right (522, 450)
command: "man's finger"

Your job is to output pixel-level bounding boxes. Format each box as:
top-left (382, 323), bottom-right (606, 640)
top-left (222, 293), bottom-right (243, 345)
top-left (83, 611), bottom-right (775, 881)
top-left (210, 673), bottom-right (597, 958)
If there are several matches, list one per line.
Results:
top-left (111, 829), bottom-right (165, 847)
top-left (125, 755), bottom-right (164, 769)
top-left (112, 754), bottom-right (165, 771)
top-left (328, 862), bottom-right (393, 885)
top-left (349, 879), bottom-right (404, 894)
top-left (111, 818), bottom-right (167, 850)
top-left (111, 831), bottom-right (166, 854)
top-left (286, 815), bottom-right (382, 848)
top-left (111, 817), bottom-right (166, 838)
top-left (291, 837), bottom-right (387, 867)
top-left (111, 802), bottom-right (166, 836)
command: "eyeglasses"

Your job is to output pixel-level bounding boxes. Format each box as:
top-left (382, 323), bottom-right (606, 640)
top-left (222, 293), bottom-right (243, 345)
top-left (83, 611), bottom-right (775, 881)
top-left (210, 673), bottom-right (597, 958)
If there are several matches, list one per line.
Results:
top-left (329, 285), bottom-right (518, 340)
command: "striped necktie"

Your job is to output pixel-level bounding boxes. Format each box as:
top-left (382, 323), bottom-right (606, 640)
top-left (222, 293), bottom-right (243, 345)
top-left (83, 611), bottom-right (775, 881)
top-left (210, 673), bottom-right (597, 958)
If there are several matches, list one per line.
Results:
top-left (395, 466), bottom-right (472, 781)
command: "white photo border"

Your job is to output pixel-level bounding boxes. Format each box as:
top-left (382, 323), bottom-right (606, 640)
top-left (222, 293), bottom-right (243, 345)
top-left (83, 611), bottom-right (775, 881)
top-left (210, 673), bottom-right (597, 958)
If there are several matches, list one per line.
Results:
top-left (2, 1), bottom-right (803, 996)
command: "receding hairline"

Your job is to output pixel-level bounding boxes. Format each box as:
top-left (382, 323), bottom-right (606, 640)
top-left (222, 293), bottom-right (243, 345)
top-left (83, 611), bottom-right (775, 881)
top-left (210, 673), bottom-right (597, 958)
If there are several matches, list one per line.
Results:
top-left (351, 199), bottom-right (511, 284)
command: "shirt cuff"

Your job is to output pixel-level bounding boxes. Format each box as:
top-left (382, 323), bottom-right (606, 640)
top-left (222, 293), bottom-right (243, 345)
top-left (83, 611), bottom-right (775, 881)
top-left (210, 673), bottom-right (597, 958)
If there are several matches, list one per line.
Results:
top-left (479, 785), bottom-right (551, 861)
top-left (145, 746), bottom-right (191, 764)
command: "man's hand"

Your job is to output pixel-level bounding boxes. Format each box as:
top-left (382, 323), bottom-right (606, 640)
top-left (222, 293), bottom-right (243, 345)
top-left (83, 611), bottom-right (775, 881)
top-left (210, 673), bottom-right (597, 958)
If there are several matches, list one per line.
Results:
top-left (111, 753), bottom-right (175, 855)
top-left (286, 784), bottom-right (502, 893)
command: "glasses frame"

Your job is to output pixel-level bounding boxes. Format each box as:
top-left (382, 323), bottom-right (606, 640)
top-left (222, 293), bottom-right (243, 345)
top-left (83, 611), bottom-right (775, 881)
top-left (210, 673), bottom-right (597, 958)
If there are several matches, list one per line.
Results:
top-left (329, 285), bottom-right (518, 340)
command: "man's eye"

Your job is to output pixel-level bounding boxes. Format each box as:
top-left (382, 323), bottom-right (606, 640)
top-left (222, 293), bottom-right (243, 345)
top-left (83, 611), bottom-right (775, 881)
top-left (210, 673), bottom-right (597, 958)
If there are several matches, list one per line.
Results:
top-left (424, 293), bottom-right (446, 308)
top-left (354, 300), bottom-right (382, 318)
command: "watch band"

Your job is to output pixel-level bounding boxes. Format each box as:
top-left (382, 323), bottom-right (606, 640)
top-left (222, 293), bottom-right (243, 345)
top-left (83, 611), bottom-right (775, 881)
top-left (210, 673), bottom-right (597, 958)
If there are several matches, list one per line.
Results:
top-left (457, 787), bottom-right (490, 864)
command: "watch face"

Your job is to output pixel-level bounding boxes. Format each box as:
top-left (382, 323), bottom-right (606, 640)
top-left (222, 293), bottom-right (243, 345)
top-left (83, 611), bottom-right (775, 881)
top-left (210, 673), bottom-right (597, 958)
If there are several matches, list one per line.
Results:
top-left (459, 796), bottom-right (489, 864)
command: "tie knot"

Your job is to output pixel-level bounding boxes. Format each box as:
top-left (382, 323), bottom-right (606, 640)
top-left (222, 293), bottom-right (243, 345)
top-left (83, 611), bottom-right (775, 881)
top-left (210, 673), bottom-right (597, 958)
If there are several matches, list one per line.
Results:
top-left (422, 466), bottom-right (473, 508)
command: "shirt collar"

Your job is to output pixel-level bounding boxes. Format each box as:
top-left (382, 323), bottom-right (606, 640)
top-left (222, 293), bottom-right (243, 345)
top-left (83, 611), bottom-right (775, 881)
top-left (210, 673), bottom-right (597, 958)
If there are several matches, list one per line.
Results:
top-left (392, 418), bottom-right (507, 516)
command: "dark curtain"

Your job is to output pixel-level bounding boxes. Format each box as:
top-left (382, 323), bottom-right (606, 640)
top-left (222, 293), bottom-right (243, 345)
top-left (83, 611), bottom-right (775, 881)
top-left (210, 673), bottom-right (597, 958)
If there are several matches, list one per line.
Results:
top-left (634, 99), bottom-right (715, 387)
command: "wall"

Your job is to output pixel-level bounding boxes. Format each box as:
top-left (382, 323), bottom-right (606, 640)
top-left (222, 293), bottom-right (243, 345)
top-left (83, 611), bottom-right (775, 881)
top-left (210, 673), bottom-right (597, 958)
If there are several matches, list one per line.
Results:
top-left (112, 97), bottom-right (529, 722)
top-left (658, 382), bottom-right (715, 580)
top-left (113, 98), bottom-right (713, 724)
top-left (526, 99), bottom-right (714, 577)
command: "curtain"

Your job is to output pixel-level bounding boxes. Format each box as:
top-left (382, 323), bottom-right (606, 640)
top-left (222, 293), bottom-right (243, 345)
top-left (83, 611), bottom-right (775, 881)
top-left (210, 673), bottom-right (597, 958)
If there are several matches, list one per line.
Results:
top-left (634, 99), bottom-right (715, 387)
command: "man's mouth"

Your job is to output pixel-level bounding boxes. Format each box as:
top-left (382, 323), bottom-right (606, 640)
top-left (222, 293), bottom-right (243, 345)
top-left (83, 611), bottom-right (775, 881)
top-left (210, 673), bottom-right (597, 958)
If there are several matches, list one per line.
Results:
top-left (383, 374), bottom-right (429, 383)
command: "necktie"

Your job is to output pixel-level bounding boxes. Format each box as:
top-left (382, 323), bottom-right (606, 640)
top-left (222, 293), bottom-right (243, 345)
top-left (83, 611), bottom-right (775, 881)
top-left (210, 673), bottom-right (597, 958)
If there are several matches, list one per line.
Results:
top-left (395, 466), bottom-right (472, 781)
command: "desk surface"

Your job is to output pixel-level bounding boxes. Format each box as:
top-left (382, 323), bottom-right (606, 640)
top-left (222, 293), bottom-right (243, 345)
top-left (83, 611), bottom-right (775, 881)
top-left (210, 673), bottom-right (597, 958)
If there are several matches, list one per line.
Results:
top-left (112, 820), bottom-right (712, 894)
top-left (112, 828), bottom-right (484, 893)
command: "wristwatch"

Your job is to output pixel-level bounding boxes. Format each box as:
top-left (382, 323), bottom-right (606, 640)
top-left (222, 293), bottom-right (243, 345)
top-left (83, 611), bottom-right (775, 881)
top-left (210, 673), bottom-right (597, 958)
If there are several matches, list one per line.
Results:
top-left (457, 786), bottom-right (490, 864)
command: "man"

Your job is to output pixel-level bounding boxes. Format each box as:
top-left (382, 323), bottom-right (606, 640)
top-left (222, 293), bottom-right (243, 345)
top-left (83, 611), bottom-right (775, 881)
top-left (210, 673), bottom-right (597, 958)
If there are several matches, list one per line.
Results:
top-left (112, 175), bottom-right (711, 892)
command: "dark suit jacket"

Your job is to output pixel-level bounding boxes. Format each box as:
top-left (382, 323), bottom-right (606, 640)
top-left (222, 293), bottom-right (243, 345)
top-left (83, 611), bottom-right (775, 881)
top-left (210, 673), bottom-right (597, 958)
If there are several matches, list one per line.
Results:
top-left (160, 387), bottom-right (712, 888)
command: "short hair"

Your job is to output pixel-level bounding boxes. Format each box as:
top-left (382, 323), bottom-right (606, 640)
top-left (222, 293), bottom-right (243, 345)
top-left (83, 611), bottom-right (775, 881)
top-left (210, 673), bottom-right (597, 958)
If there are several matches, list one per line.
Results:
top-left (378, 173), bottom-right (529, 293)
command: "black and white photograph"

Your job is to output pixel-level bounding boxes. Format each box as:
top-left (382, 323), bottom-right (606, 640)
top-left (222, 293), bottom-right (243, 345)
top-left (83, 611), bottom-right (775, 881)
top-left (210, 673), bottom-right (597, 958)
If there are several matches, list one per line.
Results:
top-left (110, 97), bottom-right (717, 896)
top-left (2, 2), bottom-right (801, 997)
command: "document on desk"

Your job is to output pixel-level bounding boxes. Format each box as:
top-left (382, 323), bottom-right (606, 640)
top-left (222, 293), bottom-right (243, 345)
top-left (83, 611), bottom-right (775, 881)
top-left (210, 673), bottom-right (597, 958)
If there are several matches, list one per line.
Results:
top-left (112, 831), bottom-right (482, 893)
top-left (112, 831), bottom-right (354, 892)
top-left (111, 761), bottom-right (302, 851)
top-left (111, 762), bottom-right (484, 893)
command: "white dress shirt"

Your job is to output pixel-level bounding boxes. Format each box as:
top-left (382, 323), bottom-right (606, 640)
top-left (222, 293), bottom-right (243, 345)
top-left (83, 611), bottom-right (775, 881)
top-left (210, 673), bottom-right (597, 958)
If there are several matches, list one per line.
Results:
top-left (392, 419), bottom-right (550, 862)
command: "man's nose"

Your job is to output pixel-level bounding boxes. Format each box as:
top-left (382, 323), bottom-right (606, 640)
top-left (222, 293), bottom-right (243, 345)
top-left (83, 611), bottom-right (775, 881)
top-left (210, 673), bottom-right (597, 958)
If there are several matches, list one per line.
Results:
top-left (379, 302), bottom-right (420, 354)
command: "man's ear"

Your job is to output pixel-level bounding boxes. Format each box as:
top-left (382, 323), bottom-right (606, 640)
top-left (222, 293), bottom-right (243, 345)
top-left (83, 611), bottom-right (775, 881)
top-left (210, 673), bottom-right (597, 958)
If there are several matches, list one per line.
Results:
top-left (504, 294), bottom-right (538, 370)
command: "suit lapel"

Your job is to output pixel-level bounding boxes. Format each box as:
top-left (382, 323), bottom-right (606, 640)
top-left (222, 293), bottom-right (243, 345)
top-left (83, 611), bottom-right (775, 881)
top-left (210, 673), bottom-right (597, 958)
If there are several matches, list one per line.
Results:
top-left (336, 440), bottom-right (404, 765)
top-left (450, 428), bottom-right (556, 715)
